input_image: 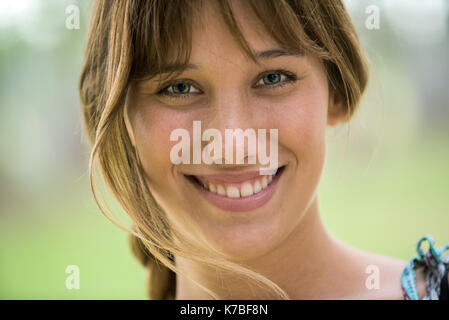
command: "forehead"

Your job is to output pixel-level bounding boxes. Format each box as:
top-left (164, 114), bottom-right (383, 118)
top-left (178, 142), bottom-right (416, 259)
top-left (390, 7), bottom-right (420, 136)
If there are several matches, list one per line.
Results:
top-left (189, 0), bottom-right (280, 64)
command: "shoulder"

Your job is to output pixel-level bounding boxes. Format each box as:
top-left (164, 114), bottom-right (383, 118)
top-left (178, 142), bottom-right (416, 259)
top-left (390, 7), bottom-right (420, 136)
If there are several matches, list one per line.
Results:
top-left (339, 245), bottom-right (409, 299)
top-left (363, 254), bottom-right (408, 300)
top-left (333, 236), bottom-right (448, 300)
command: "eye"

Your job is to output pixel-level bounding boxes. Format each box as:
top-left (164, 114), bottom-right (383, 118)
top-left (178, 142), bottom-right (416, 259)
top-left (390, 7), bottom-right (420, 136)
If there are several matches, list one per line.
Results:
top-left (262, 73), bottom-right (282, 85)
top-left (254, 70), bottom-right (297, 88)
top-left (155, 70), bottom-right (298, 100)
top-left (157, 80), bottom-right (201, 98)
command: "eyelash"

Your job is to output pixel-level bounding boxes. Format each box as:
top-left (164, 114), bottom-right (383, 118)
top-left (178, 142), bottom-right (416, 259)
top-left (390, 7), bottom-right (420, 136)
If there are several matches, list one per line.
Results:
top-left (156, 69), bottom-right (298, 99)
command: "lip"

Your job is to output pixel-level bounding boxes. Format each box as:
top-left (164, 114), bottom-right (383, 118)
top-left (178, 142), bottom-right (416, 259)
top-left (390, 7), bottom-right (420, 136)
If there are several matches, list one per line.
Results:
top-left (185, 166), bottom-right (285, 212)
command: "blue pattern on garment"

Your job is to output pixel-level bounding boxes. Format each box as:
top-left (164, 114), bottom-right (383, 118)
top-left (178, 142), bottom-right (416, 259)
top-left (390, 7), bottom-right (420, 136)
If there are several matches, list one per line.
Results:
top-left (401, 235), bottom-right (449, 300)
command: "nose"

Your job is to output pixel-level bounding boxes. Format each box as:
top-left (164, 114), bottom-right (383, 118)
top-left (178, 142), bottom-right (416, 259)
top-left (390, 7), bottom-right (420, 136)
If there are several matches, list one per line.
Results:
top-left (202, 88), bottom-right (258, 167)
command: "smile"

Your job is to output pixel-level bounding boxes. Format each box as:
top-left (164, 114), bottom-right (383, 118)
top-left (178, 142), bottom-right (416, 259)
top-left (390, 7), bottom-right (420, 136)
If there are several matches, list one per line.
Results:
top-left (185, 165), bottom-right (286, 212)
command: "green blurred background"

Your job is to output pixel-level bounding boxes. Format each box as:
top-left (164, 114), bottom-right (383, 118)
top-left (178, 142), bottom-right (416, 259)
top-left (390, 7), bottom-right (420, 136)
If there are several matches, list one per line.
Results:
top-left (1, 0), bottom-right (448, 299)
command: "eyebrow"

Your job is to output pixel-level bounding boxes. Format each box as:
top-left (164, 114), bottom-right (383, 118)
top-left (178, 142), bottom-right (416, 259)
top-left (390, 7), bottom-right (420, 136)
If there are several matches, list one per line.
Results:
top-left (254, 48), bottom-right (303, 59)
top-left (156, 48), bottom-right (303, 75)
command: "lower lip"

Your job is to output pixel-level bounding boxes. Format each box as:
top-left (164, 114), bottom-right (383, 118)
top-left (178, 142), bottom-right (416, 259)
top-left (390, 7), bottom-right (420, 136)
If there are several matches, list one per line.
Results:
top-left (187, 167), bottom-right (285, 212)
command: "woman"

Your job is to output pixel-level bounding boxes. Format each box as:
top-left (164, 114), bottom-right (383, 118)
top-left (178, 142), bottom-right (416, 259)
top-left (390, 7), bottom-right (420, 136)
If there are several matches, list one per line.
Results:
top-left (79, 0), bottom-right (449, 299)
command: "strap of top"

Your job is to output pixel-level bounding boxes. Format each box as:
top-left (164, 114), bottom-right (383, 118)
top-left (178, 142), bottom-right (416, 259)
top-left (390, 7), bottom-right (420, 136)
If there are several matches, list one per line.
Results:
top-left (401, 235), bottom-right (449, 300)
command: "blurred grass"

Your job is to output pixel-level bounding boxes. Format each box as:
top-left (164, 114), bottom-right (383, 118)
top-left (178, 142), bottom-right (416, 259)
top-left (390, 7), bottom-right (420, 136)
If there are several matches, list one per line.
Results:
top-left (0, 185), bottom-right (148, 299)
top-left (321, 134), bottom-right (449, 259)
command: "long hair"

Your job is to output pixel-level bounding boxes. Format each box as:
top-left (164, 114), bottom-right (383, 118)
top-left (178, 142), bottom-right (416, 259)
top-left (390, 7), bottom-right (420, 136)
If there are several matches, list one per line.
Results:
top-left (79, 0), bottom-right (368, 300)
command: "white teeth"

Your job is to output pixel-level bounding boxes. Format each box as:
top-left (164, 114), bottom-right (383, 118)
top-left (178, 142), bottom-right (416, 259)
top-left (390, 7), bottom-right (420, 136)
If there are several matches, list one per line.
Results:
top-left (253, 180), bottom-right (262, 194)
top-left (226, 186), bottom-right (240, 198)
top-left (240, 182), bottom-right (254, 197)
top-left (217, 184), bottom-right (226, 196)
top-left (199, 169), bottom-right (280, 198)
top-left (261, 176), bottom-right (268, 188)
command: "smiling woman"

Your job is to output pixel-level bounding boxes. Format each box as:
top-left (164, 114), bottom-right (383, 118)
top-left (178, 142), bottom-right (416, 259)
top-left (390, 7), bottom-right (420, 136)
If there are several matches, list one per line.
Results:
top-left (79, 0), bottom-right (449, 300)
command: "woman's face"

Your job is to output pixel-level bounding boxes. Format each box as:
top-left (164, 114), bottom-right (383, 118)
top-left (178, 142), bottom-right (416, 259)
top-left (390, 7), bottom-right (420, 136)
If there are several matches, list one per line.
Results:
top-left (125, 1), bottom-right (343, 260)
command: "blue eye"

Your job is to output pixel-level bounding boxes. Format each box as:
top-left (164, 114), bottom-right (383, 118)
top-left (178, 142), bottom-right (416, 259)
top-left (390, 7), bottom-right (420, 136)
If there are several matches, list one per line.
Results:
top-left (156, 69), bottom-right (298, 100)
top-left (263, 73), bottom-right (281, 84)
top-left (255, 71), bottom-right (297, 88)
top-left (172, 83), bottom-right (189, 94)
top-left (164, 82), bottom-right (200, 96)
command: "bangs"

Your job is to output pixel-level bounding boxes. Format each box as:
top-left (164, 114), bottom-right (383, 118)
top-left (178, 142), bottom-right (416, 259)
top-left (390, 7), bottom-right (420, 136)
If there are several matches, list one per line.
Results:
top-left (129, 0), bottom-right (329, 83)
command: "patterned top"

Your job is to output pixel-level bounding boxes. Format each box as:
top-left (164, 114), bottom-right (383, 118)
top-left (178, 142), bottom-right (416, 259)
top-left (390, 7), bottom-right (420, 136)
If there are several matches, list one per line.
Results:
top-left (401, 235), bottom-right (449, 300)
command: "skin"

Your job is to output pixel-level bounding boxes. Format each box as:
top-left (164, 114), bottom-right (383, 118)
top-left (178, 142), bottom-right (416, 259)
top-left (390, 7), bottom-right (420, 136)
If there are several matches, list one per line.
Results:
top-left (124, 0), bottom-right (418, 299)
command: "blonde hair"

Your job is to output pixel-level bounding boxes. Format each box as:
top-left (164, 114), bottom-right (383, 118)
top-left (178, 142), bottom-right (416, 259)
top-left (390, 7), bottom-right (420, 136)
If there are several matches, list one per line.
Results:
top-left (79, 0), bottom-right (368, 300)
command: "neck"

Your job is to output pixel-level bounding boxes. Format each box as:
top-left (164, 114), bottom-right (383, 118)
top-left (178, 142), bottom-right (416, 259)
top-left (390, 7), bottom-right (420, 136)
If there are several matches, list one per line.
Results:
top-left (175, 196), bottom-right (353, 299)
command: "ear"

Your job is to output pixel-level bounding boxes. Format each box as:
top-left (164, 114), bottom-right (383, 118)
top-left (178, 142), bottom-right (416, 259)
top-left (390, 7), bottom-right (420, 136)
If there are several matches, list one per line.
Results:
top-left (124, 87), bottom-right (136, 147)
top-left (327, 89), bottom-right (348, 127)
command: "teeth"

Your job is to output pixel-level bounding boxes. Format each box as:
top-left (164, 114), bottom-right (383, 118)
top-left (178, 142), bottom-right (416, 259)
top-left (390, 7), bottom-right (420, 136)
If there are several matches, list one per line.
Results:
top-left (199, 169), bottom-right (280, 199)
top-left (261, 176), bottom-right (268, 188)
top-left (226, 186), bottom-right (240, 198)
top-left (217, 184), bottom-right (226, 196)
top-left (240, 182), bottom-right (254, 197)
top-left (254, 180), bottom-right (262, 193)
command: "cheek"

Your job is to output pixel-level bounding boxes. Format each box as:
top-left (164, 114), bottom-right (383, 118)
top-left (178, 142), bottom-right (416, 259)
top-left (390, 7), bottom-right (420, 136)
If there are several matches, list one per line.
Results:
top-left (270, 76), bottom-right (329, 165)
top-left (265, 77), bottom-right (329, 237)
top-left (132, 103), bottom-right (189, 186)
